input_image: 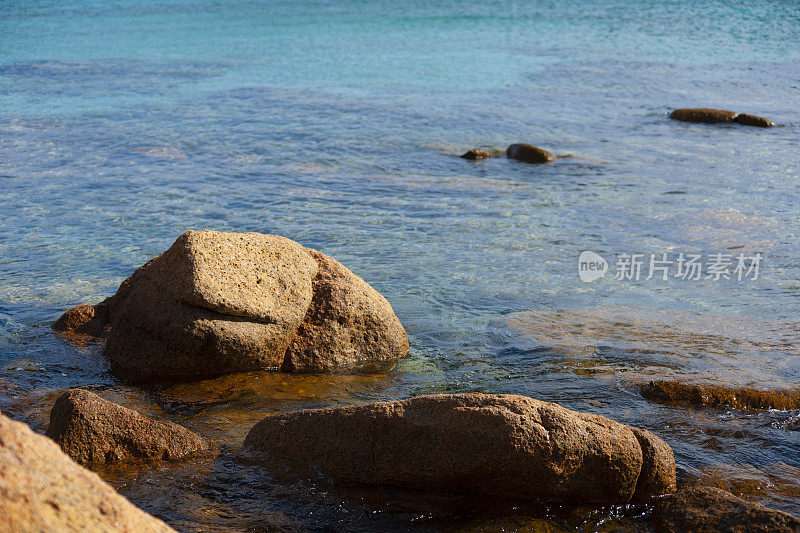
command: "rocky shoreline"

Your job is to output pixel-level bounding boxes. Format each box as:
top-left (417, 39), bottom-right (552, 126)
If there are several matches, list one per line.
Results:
top-left (1, 229), bottom-right (795, 530)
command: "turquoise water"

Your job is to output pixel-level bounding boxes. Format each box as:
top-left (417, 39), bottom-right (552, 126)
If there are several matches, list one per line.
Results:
top-left (2, 1), bottom-right (800, 530)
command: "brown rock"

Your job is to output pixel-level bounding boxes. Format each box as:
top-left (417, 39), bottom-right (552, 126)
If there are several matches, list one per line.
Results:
top-left (52, 303), bottom-right (109, 337)
top-left (630, 427), bottom-right (676, 501)
top-left (95, 230), bottom-right (408, 380)
top-left (669, 108), bottom-right (738, 123)
top-left (460, 148), bottom-right (491, 160)
top-left (641, 380), bottom-right (800, 410)
top-left (0, 411), bottom-right (175, 532)
top-left (281, 249), bottom-right (409, 372)
top-left (652, 486), bottom-right (800, 533)
top-left (734, 113), bottom-right (776, 128)
top-left (46, 389), bottom-right (207, 466)
top-left (506, 144), bottom-right (556, 164)
top-left (241, 393), bottom-right (675, 503)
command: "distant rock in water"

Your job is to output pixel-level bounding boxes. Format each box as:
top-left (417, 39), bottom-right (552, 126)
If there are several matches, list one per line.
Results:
top-left (0, 411), bottom-right (176, 532)
top-left (641, 380), bottom-right (800, 410)
top-left (652, 486), bottom-right (800, 533)
top-left (52, 303), bottom-right (109, 337)
top-left (669, 108), bottom-right (738, 123)
top-left (46, 389), bottom-right (207, 466)
top-left (734, 113), bottom-right (776, 128)
top-left (670, 108), bottom-right (776, 127)
top-left (460, 148), bottom-right (503, 160)
top-left (506, 143), bottom-right (556, 164)
top-left (241, 393), bottom-right (675, 503)
top-left (55, 230), bottom-right (409, 380)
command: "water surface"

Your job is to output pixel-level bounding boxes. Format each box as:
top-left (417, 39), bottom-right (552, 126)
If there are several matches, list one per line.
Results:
top-left (2, 0), bottom-right (800, 530)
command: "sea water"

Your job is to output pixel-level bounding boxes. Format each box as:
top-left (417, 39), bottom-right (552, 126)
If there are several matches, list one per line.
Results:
top-left (2, 1), bottom-right (800, 530)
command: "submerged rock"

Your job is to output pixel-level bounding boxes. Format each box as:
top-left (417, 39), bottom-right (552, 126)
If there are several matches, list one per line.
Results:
top-left (669, 108), bottom-right (738, 123)
top-left (734, 113), bottom-right (776, 128)
top-left (641, 380), bottom-right (800, 410)
top-left (46, 389), bottom-right (207, 466)
top-left (0, 411), bottom-right (175, 532)
top-left (52, 303), bottom-right (109, 337)
top-left (506, 143), bottom-right (556, 164)
top-left (652, 486), bottom-right (800, 533)
top-left (241, 393), bottom-right (675, 502)
top-left (460, 148), bottom-right (494, 160)
top-left (57, 230), bottom-right (408, 380)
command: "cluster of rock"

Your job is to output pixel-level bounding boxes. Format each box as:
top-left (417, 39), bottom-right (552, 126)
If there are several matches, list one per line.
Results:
top-left (460, 143), bottom-right (557, 164)
top-left (669, 108), bottom-right (776, 127)
top-left (41, 230), bottom-right (800, 530)
top-left (0, 409), bottom-right (176, 532)
top-left (54, 230), bottom-right (409, 381)
top-left (456, 107), bottom-right (774, 167)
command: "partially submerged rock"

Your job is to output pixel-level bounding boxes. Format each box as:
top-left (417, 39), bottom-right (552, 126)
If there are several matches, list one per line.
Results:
top-left (241, 393), bottom-right (675, 503)
top-left (506, 143), bottom-right (556, 164)
top-left (460, 148), bottom-right (494, 160)
top-left (652, 486), bottom-right (800, 533)
top-left (57, 230), bottom-right (409, 380)
top-left (46, 389), bottom-right (207, 466)
top-left (670, 108), bottom-right (776, 127)
top-left (0, 411), bottom-right (175, 532)
top-left (734, 113), bottom-right (776, 128)
top-left (52, 303), bottom-right (109, 337)
top-left (669, 108), bottom-right (737, 123)
top-left (641, 380), bottom-right (800, 410)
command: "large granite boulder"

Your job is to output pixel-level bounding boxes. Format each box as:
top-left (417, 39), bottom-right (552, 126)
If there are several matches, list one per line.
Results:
top-left (46, 389), bottom-right (207, 466)
top-left (241, 393), bottom-right (675, 502)
top-left (0, 411), bottom-right (175, 532)
top-left (506, 143), bottom-right (556, 164)
top-left (55, 230), bottom-right (408, 380)
top-left (652, 486), bottom-right (800, 532)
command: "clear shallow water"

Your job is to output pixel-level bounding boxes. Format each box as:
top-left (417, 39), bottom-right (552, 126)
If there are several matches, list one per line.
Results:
top-left (2, 0), bottom-right (800, 530)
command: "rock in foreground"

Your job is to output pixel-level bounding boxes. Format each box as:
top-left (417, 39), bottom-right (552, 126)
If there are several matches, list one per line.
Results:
top-left (652, 486), bottom-right (800, 533)
top-left (641, 380), bottom-right (800, 410)
top-left (58, 230), bottom-right (409, 380)
top-left (241, 393), bottom-right (675, 502)
top-left (506, 143), bottom-right (556, 164)
top-left (46, 389), bottom-right (207, 466)
top-left (0, 411), bottom-right (175, 532)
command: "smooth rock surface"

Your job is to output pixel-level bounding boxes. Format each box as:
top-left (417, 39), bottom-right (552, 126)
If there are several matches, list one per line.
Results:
top-left (241, 393), bottom-right (675, 502)
top-left (652, 486), bottom-right (800, 532)
top-left (46, 389), bottom-right (207, 466)
top-left (506, 143), bottom-right (556, 164)
top-left (669, 108), bottom-right (738, 123)
top-left (734, 113), bottom-right (776, 128)
top-left (0, 411), bottom-right (176, 532)
top-left (78, 230), bottom-right (407, 380)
